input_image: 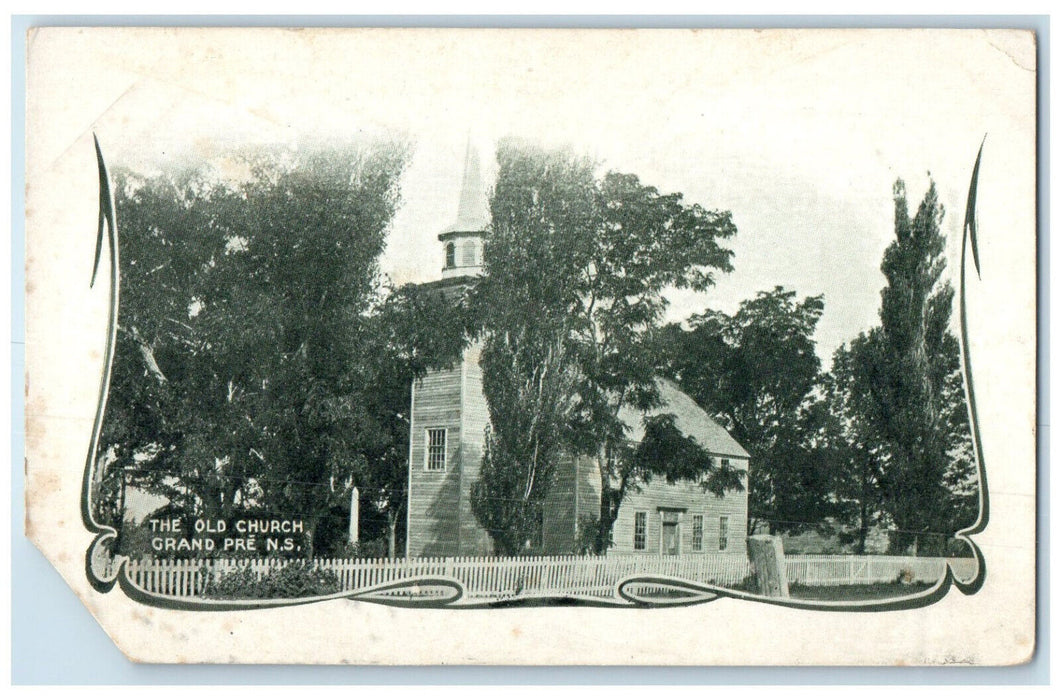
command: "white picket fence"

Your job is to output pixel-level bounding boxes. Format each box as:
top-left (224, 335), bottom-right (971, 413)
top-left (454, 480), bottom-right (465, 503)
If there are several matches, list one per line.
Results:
top-left (123, 553), bottom-right (753, 599)
top-left (785, 555), bottom-right (977, 586)
top-left (118, 553), bottom-right (976, 600)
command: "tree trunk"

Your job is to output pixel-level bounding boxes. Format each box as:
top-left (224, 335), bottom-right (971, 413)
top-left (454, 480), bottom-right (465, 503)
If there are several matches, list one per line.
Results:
top-left (595, 485), bottom-right (621, 555)
top-left (302, 517), bottom-right (318, 560)
top-left (115, 470), bottom-right (128, 552)
top-left (747, 535), bottom-right (789, 598)
top-left (857, 500), bottom-right (869, 555)
top-left (387, 511), bottom-right (398, 559)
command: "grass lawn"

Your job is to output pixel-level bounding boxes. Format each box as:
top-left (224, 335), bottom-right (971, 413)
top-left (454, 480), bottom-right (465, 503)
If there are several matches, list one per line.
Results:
top-left (788, 582), bottom-right (934, 601)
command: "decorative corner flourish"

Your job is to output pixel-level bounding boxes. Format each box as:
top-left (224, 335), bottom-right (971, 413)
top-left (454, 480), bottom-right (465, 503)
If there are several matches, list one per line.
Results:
top-left (950, 136), bottom-right (989, 596)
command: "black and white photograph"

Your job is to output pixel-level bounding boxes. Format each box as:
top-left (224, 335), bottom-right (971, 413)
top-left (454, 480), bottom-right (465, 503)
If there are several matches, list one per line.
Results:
top-left (23, 26), bottom-right (1036, 665)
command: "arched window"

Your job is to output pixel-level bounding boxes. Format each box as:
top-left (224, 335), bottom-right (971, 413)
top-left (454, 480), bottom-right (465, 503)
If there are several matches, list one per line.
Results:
top-left (461, 240), bottom-right (477, 267)
top-left (445, 242), bottom-right (456, 268)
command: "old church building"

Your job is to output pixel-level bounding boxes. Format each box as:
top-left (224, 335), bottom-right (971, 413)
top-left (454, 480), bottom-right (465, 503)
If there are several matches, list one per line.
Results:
top-left (406, 144), bottom-right (750, 558)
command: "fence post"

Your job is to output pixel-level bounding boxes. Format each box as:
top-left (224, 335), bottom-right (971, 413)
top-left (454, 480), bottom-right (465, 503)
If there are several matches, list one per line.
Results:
top-left (747, 535), bottom-right (789, 598)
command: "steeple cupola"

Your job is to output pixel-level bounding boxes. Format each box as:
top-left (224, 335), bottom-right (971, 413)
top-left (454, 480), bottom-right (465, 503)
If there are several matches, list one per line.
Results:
top-left (439, 141), bottom-right (490, 279)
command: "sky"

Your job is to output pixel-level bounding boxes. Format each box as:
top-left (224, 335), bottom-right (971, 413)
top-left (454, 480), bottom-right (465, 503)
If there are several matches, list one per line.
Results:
top-left (50, 27), bottom-right (1035, 366)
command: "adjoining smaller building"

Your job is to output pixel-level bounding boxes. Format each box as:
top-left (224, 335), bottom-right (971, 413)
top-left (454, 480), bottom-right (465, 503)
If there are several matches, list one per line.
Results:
top-left (546, 380), bottom-right (751, 556)
top-left (405, 143), bottom-right (750, 558)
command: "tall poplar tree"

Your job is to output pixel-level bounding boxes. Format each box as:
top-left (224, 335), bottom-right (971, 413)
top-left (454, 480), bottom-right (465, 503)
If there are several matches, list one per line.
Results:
top-left (850, 180), bottom-right (976, 554)
top-left (471, 139), bottom-right (744, 554)
top-left (822, 336), bottom-right (888, 554)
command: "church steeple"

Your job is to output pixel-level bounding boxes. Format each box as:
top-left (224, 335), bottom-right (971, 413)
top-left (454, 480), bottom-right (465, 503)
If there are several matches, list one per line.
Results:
top-left (439, 140), bottom-right (489, 279)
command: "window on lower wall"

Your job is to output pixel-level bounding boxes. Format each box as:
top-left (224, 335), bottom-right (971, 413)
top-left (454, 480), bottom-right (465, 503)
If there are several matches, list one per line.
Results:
top-left (425, 428), bottom-right (447, 471)
top-left (634, 511), bottom-right (647, 551)
top-left (692, 515), bottom-right (704, 552)
top-left (719, 515), bottom-right (729, 551)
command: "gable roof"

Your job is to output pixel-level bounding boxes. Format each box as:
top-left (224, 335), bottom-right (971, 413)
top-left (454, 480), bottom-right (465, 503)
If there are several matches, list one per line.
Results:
top-left (617, 379), bottom-right (751, 459)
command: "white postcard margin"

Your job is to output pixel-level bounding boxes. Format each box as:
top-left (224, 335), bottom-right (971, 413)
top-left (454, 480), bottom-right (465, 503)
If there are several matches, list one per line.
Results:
top-left (24, 27), bottom-right (1037, 665)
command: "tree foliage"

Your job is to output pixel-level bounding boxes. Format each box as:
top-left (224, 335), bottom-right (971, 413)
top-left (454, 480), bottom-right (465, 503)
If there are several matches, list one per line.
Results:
top-left (471, 139), bottom-right (742, 554)
top-left (469, 144), bottom-right (594, 554)
top-left (832, 180), bottom-right (976, 554)
top-left (234, 143), bottom-right (408, 557)
top-left (658, 287), bottom-right (833, 535)
top-left (99, 164), bottom-right (258, 531)
top-left (631, 413), bottom-right (746, 496)
top-left (471, 333), bottom-right (580, 555)
top-left (820, 336), bottom-right (888, 553)
top-left (99, 139), bottom-right (470, 557)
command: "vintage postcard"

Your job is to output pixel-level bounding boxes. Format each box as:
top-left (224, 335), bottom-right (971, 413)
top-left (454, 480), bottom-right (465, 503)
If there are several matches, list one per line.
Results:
top-left (24, 27), bottom-right (1037, 665)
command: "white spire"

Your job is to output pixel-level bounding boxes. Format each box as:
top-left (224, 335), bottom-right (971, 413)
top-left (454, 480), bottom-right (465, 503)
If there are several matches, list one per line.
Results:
top-left (438, 138), bottom-right (490, 280)
top-left (440, 139), bottom-right (490, 235)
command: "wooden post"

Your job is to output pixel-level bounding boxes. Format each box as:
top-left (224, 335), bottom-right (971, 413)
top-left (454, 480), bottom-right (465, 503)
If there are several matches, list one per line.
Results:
top-left (349, 486), bottom-right (360, 545)
top-left (747, 534), bottom-right (789, 598)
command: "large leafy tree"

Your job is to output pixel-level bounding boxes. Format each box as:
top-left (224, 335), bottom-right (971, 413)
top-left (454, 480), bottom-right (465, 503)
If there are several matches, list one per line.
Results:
top-left (471, 140), bottom-right (744, 554)
top-left (469, 144), bottom-right (595, 555)
top-left (99, 139), bottom-right (468, 557)
top-left (230, 144), bottom-right (408, 557)
top-left (97, 165), bottom-right (259, 535)
top-left (820, 336), bottom-right (888, 554)
top-left (470, 335), bottom-right (579, 555)
top-left (658, 287), bottom-right (834, 536)
top-left (841, 180), bottom-right (977, 554)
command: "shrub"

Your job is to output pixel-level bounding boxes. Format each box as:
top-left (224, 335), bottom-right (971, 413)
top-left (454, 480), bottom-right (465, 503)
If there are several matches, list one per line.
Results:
top-left (209, 561), bottom-right (341, 599)
top-left (331, 538), bottom-right (390, 560)
top-left (114, 519), bottom-right (166, 558)
top-left (944, 537), bottom-right (974, 558)
top-left (730, 573), bottom-right (760, 593)
top-left (576, 516), bottom-right (610, 555)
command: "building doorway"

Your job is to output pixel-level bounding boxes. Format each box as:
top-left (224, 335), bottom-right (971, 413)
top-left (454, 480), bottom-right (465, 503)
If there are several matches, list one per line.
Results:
top-left (660, 510), bottom-right (681, 555)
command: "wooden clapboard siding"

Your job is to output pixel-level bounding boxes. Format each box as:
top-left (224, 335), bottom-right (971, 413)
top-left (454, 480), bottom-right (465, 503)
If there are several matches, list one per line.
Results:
top-left (408, 334), bottom-right (750, 559)
top-left (542, 455), bottom-right (603, 554)
top-left (576, 455), bottom-right (602, 526)
top-left (610, 459), bottom-right (749, 555)
top-left (457, 342), bottom-right (493, 555)
top-left (407, 363), bottom-right (464, 557)
top-left (407, 341), bottom-right (494, 558)
top-left (543, 455), bottom-right (578, 553)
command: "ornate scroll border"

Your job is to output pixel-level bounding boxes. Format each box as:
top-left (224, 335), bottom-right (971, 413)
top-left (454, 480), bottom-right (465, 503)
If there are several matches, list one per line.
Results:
top-left (79, 137), bottom-right (990, 611)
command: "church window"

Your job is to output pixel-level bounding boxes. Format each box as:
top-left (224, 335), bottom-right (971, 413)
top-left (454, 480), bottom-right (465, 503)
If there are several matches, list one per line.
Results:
top-left (634, 511), bottom-right (647, 550)
top-left (426, 428), bottom-right (447, 471)
top-left (445, 243), bottom-right (456, 269)
top-left (461, 240), bottom-right (477, 267)
top-left (692, 515), bottom-right (704, 551)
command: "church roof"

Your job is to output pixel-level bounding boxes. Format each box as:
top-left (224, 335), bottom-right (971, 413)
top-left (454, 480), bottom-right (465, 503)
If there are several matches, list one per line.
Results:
top-left (416, 274), bottom-right (477, 299)
top-left (439, 140), bottom-right (491, 239)
top-left (618, 379), bottom-right (751, 459)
